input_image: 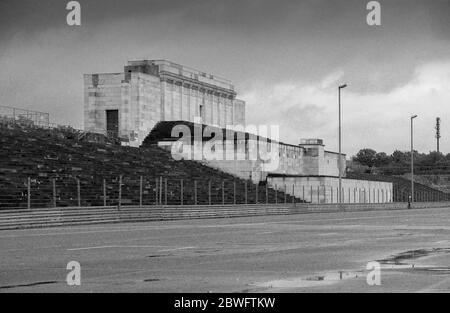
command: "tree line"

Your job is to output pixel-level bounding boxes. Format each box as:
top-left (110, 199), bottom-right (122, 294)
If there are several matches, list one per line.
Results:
top-left (350, 148), bottom-right (450, 175)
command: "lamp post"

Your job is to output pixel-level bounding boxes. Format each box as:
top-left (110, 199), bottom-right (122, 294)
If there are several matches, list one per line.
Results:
top-left (411, 115), bottom-right (418, 203)
top-left (338, 84), bottom-right (347, 203)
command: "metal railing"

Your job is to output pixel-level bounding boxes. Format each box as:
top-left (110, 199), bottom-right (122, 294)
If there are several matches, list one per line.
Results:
top-left (3, 175), bottom-right (447, 210)
top-left (0, 105), bottom-right (50, 128)
top-left (0, 177), bottom-right (297, 210)
top-left (1, 109), bottom-right (449, 210)
top-left (0, 107), bottom-right (86, 135)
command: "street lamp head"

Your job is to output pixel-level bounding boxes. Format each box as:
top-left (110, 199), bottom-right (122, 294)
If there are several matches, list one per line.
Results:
top-left (339, 84), bottom-right (347, 89)
top-left (411, 114), bottom-right (418, 119)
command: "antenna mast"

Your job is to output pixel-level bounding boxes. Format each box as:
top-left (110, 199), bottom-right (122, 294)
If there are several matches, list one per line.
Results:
top-left (436, 117), bottom-right (441, 153)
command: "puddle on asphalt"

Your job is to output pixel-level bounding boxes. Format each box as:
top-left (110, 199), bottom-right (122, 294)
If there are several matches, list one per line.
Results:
top-left (411, 267), bottom-right (450, 274)
top-left (251, 247), bottom-right (450, 290)
top-left (251, 270), bottom-right (365, 289)
top-left (143, 278), bottom-right (161, 282)
top-left (193, 248), bottom-right (221, 254)
top-left (377, 247), bottom-right (450, 274)
top-left (378, 247), bottom-right (450, 265)
top-left (0, 280), bottom-right (58, 290)
top-left (147, 254), bottom-right (172, 258)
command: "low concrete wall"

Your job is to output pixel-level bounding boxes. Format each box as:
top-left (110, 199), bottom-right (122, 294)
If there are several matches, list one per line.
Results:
top-left (268, 176), bottom-right (393, 204)
top-left (0, 202), bottom-right (449, 230)
top-left (292, 201), bottom-right (450, 212)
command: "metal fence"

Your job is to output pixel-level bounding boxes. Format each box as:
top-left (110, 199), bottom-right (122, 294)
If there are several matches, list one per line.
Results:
top-left (1, 175), bottom-right (449, 210)
top-left (0, 176), bottom-right (297, 210)
top-left (0, 105), bottom-right (50, 128)
top-left (1, 107), bottom-right (449, 210)
top-left (0, 105), bottom-right (88, 135)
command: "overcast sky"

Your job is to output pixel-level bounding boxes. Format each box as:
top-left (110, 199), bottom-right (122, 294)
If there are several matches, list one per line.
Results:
top-left (0, 0), bottom-right (449, 156)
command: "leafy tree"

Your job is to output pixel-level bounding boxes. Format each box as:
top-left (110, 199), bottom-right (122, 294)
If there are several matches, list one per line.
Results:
top-left (353, 148), bottom-right (377, 169)
top-left (352, 148), bottom-right (450, 175)
top-left (374, 152), bottom-right (390, 167)
top-left (391, 150), bottom-right (408, 164)
top-left (420, 151), bottom-right (443, 165)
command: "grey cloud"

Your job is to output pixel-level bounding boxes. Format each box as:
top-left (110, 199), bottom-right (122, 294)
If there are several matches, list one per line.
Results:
top-left (0, 0), bottom-right (448, 150)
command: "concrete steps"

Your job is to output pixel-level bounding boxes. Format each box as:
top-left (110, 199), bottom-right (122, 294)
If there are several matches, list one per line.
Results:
top-left (0, 204), bottom-right (302, 230)
top-left (0, 122), bottom-right (301, 209)
top-left (1, 202), bottom-right (449, 230)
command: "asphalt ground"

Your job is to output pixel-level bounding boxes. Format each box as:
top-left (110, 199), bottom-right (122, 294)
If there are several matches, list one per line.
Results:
top-left (1, 207), bottom-right (450, 292)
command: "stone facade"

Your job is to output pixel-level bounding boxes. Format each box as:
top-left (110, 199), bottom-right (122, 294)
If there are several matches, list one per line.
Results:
top-left (84, 60), bottom-right (246, 147)
top-left (267, 176), bottom-right (393, 204)
top-left (149, 121), bottom-right (347, 183)
top-left (84, 61), bottom-right (391, 200)
top-left (200, 140), bottom-right (346, 182)
top-left (157, 131), bottom-right (394, 202)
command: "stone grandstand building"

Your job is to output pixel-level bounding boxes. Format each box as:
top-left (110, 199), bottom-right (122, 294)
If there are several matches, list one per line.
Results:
top-left (84, 60), bottom-right (393, 203)
top-left (84, 60), bottom-right (245, 147)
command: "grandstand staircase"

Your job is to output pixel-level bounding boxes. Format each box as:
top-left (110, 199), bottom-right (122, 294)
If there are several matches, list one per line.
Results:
top-left (0, 121), bottom-right (301, 210)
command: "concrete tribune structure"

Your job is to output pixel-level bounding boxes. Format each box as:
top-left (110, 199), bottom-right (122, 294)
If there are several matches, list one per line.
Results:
top-left (85, 60), bottom-right (392, 204)
top-left (84, 60), bottom-right (245, 147)
top-left (145, 121), bottom-right (393, 204)
top-left (267, 176), bottom-right (392, 204)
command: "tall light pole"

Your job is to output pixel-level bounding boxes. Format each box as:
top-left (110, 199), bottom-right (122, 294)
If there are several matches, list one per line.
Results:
top-left (338, 84), bottom-right (347, 203)
top-left (411, 115), bottom-right (418, 203)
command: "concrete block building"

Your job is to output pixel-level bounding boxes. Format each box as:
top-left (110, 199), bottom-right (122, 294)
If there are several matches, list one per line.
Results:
top-left (143, 120), bottom-right (392, 204)
top-left (84, 60), bottom-right (246, 146)
top-left (84, 60), bottom-right (393, 203)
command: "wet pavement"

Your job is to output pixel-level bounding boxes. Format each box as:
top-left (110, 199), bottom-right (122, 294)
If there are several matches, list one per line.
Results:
top-left (1, 207), bottom-right (450, 292)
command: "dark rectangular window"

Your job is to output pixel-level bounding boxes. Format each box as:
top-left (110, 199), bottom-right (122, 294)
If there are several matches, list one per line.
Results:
top-left (106, 110), bottom-right (119, 138)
